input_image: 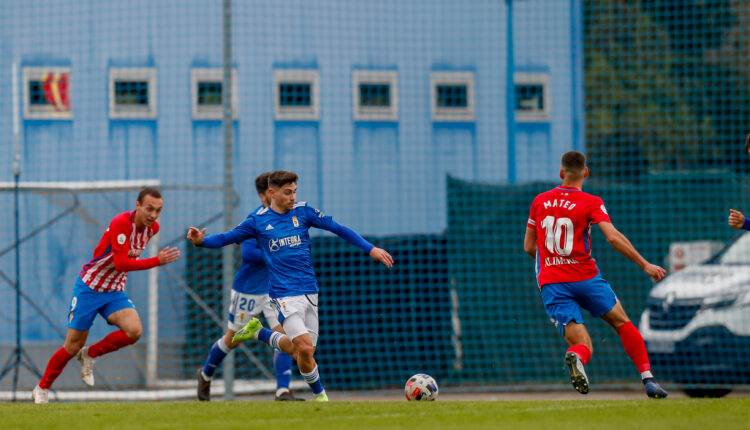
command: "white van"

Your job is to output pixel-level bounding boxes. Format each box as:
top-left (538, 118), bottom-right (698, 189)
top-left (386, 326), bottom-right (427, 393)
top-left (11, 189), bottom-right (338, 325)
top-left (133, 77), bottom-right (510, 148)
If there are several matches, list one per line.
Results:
top-left (639, 232), bottom-right (750, 397)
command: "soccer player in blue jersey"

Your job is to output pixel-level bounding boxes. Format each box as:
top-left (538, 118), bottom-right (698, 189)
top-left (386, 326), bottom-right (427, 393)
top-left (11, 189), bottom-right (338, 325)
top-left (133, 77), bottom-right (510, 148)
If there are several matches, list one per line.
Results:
top-left (196, 173), bottom-right (302, 401)
top-left (187, 170), bottom-right (393, 402)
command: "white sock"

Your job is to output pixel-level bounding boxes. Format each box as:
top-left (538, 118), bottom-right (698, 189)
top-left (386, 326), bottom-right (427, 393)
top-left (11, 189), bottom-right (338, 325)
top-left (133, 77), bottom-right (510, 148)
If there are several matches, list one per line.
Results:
top-left (640, 370), bottom-right (654, 380)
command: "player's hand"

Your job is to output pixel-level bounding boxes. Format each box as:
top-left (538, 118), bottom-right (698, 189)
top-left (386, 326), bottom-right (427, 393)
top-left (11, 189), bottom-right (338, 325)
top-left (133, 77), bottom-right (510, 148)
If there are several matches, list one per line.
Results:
top-left (158, 246), bottom-right (180, 265)
top-left (187, 227), bottom-right (207, 245)
top-left (369, 247), bottom-right (393, 268)
top-left (728, 209), bottom-right (745, 229)
top-left (643, 263), bottom-right (666, 282)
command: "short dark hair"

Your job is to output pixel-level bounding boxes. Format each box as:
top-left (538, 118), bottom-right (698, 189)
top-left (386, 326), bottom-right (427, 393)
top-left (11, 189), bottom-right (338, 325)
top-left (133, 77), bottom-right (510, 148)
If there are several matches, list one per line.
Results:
top-left (137, 187), bottom-right (162, 203)
top-left (561, 151), bottom-right (587, 175)
top-left (268, 170), bottom-right (298, 189)
top-left (255, 172), bottom-right (271, 194)
top-left (745, 134), bottom-right (750, 154)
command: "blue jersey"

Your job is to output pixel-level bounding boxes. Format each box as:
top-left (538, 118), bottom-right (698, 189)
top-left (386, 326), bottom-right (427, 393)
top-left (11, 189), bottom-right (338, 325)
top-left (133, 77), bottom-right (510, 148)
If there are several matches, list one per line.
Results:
top-left (201, 201), bottom-right (373, 298)
top-left (232, 206), bottom-right (269, 295)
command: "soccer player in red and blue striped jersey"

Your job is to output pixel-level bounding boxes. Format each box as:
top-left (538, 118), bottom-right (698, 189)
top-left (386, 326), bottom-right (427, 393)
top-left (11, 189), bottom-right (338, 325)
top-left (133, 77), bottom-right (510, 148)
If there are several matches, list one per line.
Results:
top-left (32, 188), bottom-right (180, 404)
top-left (524, 151), bottom-right (669, 399)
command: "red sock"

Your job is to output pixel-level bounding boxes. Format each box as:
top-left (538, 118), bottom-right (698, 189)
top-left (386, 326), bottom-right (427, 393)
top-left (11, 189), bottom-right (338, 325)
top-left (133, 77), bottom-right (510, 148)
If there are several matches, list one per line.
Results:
top-left (616, 321), bottom-right (651, 373)
top-left (39, 347), bottom-right (74, 389)
top-left (567, 344), bottom-right (591, 365)
top-left (87, 330), bottom-right (137, 358)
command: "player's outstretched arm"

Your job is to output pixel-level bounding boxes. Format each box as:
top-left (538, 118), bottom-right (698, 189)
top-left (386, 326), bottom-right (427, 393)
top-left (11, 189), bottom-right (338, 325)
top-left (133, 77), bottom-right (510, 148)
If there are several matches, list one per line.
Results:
top-left (728, 209), bottom-right (750, 230)
top-left (186, 227), bottom-right (207, 245)
top-left (598, 222), bottom-right (665, 282)
top-left (369, 247), bottom-right (393, 268)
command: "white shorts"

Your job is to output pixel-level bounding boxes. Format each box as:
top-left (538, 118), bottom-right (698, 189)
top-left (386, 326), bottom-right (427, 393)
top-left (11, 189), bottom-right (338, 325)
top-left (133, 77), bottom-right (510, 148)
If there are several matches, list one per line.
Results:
top-left (228, 291), bottom-right (279, 332)
top-left (271, 294), bottom-right (319, 346)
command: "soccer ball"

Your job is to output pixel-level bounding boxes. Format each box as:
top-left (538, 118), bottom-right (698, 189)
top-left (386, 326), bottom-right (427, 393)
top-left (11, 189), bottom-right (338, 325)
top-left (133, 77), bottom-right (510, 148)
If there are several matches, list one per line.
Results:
top-left (404, 373), bottom-right (438, 401)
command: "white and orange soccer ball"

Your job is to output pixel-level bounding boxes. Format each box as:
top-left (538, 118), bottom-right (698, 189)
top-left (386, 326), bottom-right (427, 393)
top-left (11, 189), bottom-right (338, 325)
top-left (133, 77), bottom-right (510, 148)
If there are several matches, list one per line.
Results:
top-left (404, 373), bottom-right (438, 401)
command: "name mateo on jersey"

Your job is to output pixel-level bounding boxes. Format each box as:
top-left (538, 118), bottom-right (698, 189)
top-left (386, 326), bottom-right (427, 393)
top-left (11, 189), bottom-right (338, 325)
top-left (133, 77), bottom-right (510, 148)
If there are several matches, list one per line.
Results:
top-left (269, 235), bottom-right (302, 252)
top-left (543, 199), bottom-right (576, 210)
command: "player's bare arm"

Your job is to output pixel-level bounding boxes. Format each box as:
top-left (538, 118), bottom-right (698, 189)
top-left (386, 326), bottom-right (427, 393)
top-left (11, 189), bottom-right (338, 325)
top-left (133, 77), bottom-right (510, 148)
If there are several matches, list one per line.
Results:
top-left (597, 222), bottom-right (665, 282)
top-left (187, 227), bottom-right (207, 245)
top-left (728, 209), bottom-right (745, 229)
top-left (369, 247), bottom-right (394, 268)
top-left (524, 227), bottom-right (537, 258)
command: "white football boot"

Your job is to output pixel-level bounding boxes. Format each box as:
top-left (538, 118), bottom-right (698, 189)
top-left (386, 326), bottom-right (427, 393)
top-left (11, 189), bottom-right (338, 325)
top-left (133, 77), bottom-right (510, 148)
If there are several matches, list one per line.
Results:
top-left (31, 385), bottom-right (49, 404)
top-left (76, 346), bottom-right (96, 387)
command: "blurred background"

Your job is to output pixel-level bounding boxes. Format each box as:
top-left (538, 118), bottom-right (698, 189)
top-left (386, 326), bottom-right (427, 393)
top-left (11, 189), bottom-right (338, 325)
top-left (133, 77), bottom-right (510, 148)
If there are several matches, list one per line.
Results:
top-left (1, 0), bottom-right (749, 400)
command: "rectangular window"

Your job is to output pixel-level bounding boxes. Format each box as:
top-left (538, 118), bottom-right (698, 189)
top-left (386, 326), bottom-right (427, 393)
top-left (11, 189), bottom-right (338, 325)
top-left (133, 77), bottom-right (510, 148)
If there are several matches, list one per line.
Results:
top-left (23, 67), bottom-right (73, 119)
top-left (352, 70), bottom-right (398, 121)
top-left (430, 71), bottom-right (475, 122)
top-left (279, 83), bottom-right (312, 107)
top-left (514, 72), bottom-right (550, 122)
top-left (191, 68), bottom-right (238, 120)
top-left (197, 82), bottom-right (223, 106)
top-left (273, 69), bottom-right (320, 121)
top-left (114, 81), bottom-right (149, 106)
top-left (436, 85), bottom-right (468, 108)
top-left (359, 84), bottom-right (390, 107)
top-left (109, 68), bottom-right (157, 119)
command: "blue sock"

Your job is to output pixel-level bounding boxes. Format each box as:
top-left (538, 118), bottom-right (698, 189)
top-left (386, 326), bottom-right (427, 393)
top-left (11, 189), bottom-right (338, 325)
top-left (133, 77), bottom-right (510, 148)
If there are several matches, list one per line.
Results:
top-left (257, 328), bottom-right (284, 349)
top-left (301, 365), bottom-right (325, 395)
top-left (202, 338), bottom-right (229, 378)
top-left (274, 349), bottom-right (292, 390)
top-left (257, 328), bottom-right (273, 344)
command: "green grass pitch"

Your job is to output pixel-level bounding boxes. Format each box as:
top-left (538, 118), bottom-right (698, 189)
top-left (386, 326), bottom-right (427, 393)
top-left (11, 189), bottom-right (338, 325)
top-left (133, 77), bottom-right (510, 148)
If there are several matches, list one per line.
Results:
top-left (3, 399), bottom-right (748, 429)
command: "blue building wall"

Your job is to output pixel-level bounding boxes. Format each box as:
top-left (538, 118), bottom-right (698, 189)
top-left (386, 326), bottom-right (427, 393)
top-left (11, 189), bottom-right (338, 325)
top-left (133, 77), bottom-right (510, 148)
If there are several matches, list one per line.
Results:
top-left (0, 0), bottom-right (581, 343)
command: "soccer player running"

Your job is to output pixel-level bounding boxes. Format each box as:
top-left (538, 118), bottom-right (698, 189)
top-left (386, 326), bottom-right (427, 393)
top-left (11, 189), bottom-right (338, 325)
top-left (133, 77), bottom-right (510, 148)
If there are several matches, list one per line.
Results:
top-left (187, 170), bottom-right (393, 402)
top-left (524, 151), bottom-right (669, 398)
top-left (32, 188), bottom-right (180, 404)
top-left (196, 172), bottom-right (302, 401)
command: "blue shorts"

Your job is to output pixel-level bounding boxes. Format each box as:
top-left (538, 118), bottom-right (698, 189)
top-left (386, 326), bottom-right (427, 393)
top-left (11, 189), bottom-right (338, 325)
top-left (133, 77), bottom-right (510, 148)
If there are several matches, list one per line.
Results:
top-left (540, 273), bottom-right (617, 336)
top-left (67, 277), bottom-right (135, 331)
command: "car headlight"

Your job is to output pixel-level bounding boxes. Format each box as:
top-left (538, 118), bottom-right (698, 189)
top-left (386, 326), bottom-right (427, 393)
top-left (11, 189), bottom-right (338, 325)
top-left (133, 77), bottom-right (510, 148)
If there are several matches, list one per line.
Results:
top-left (701, 290), bottom-right (742, 310)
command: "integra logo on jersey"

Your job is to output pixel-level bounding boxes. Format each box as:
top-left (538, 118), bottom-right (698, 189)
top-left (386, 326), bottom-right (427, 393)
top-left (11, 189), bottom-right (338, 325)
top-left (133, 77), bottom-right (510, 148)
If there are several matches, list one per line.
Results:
top-left (268, 235), bottom-right (302, 252)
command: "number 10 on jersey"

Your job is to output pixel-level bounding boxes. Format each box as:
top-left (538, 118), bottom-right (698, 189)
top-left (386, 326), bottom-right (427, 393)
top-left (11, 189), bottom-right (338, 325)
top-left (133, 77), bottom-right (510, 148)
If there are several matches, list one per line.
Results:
top-left (541, 216), bottom-right (573, 256)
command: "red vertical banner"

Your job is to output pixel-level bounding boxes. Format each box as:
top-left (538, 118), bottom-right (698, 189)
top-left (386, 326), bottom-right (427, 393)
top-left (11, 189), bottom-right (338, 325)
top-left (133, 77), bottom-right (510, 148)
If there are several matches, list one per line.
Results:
top-left (42, 72), bottom-right (70, 112)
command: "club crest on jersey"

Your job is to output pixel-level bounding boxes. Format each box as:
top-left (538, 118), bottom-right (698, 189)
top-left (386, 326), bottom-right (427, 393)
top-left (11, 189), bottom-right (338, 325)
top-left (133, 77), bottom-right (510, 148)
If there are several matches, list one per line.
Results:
top-left (268, 235), bottom-right (302, 252)
top-left (117, 234), bottom-right (127, 245)
top-left (292, 216), bottom-right (299, 227)
top-left (600, 204), bottom-right (608, 215)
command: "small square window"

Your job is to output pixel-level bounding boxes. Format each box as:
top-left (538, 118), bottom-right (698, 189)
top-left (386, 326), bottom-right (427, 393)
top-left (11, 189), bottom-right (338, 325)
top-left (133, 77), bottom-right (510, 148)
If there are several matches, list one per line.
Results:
top-left (430, 71), bottom-right (475, 122)
top-left (353, 70), bottom-right (398, 121)
top-left (23, 67), bottom-right (73, 119)
top-left (109, 68), bottom-right (157, 120)
top-left (514, 72), bottom-right (550, 122)
top-left (191, 68), bottom-right (238, 120)
top-left (198, 82), bottom-right (223, 106)
top-left (273, 69), bottom-right (320, 121)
